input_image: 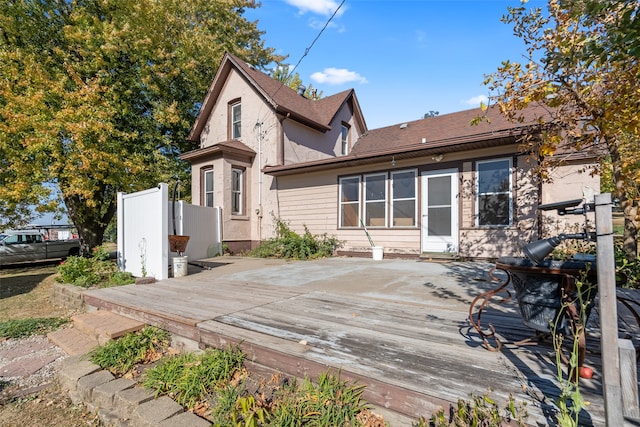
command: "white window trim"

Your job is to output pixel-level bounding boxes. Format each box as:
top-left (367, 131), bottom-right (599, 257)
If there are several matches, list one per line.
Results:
top-left (364, 172), bottom-right (388, 228)
top-left (231, 168), bottom-right (243, 215)
top-left (231, 102), bottom-right (241, 139)
top-left (475, 158), bottom-right (513, 227)
top-left (390, 169), bottom-right (418, 227)
top-left (339, 176), bottom-right (361, 228)
top-left (340, 124), bottom-right (349, 156)
top-left (203, 169), bottom-right (214, 207)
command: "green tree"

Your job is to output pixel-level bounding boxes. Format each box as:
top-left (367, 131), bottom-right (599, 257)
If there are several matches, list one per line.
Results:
top-left (0, 0), bottom-right (283, 253)
top-left (483, 0), bottom-right (640, 259)
top-left (272, 64), bottom-right (323, 99)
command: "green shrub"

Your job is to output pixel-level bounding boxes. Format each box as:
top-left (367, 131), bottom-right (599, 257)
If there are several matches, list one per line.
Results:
top-left (615, 240), bottom-right (640, 288)
top-left (209, 384), bottom-right (242, 425)
top-left (269, 370), bottom-right (368, 426)
top-left (249, 217), bottom-right (342, 260)
top-left (0, 317), bottom-right (69, 339)
top-left (109, 270), bottom-right (136, 286)
top-left (143, 346), bottom-right (245, 409)
top-left (421, 392), bottom-right (527, 427)
top-left (89, 326), bottom-right (169, 375)
top-left (57, 244), bottom-right (132, 288)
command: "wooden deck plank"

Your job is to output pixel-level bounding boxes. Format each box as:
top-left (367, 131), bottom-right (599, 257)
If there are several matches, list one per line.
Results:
top-left (84, 281), bottom-right (302, 323)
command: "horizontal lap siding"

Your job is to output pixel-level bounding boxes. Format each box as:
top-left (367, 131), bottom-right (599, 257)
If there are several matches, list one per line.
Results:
top-left (277, 174), bottom-right (336, 234)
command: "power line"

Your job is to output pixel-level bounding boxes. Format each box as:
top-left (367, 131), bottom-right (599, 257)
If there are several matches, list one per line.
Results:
top-left (255, 0), bottom-right (346, 129)
top-left (285, 0), bottom-right (346, 81)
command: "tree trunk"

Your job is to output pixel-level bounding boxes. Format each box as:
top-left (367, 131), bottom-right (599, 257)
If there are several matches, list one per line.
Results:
top-left (611, 142), bottom-right (639, 261)
top-left (622, 200), bottom-right (639, 260)
top-left (63, 191), bottom-right (116, 256)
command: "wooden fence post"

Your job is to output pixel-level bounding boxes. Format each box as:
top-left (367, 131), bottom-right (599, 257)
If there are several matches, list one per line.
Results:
top-left (595, 193), bottom-right (624, 425)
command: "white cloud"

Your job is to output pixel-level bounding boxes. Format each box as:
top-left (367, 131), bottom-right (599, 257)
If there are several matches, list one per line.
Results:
top-left (309, 17), bottom-right (346, 32)
top-left (311, 68), bottom-right (368, 85)
top-left (285, 0), bottom-right (344, 16)
top-left (462, 95), bottom-right (489, 107)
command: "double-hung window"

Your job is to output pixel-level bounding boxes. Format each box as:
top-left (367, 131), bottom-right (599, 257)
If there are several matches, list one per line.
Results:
top-left (339, 176), bottom-right (360, 227)
top-left (391, 170), bottom-right (417, 226)
top-left (364, 173), bottom-right (387, 227)
top-left (476, 158), bottom-right (512, 226)
top-left (231, 168), bottom-right (243, 215)
top-left (340, 124), bottom-right (349, 155)
top-left (231, 102), bottom-right (241, 139)
top-left (203, 169), bottom-right (214, 207)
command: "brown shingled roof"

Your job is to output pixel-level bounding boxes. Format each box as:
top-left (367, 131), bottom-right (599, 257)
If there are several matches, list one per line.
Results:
top-left (263, 104), bottom-right (552, 176)
top-left (181, 139), bottom-right (256, 162)
top-left (351, 103), bottom-right (549, 156)
top-left (188, 52), bottom-right (366, 141)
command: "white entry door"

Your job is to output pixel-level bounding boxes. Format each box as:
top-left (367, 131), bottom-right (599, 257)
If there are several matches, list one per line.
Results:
top-left (421, 169), bottom-right (459, 253)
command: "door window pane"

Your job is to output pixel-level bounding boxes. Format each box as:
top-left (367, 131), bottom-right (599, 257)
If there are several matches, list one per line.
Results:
top-left (428, 207), bottom-right (452, 236)
top-left (428, 176), bottom-right (451, 206)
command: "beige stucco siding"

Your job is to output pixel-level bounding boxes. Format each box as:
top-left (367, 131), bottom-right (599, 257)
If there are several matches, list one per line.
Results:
top-left (282, 103), bottom-right (357, 164)
top-left (199, 71), bottom-right (277, 154)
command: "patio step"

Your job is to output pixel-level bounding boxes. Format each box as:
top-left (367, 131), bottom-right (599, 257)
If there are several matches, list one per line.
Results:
top-left (419, 252), bottom-right (460, 261)
top-left (48, 311), bottom-right (145, 356)
top-left (48, 327), bottom-right (99, 356)
top-left (72, 311), bottom-right (145, 346)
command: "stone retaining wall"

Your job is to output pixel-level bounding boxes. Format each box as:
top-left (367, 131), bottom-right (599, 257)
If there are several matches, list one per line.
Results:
top-left (51, 283), bottom-right (85, 311)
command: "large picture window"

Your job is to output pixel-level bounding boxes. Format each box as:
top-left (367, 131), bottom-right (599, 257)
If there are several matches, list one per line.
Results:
top-left (203, 169), bottom-right (214, 207)
top-left (476, 158), bottom-right (512, 226)
top-left (231, 168), bottom-right (243, 215)
top-left (391, 170), bottom-right (417, 226)
top-left (339, 176), bottom-right (360, 227)
top-left (339, 170), bottom-right (418, 229)
top-left (364, 174), bottom-right (387, 227)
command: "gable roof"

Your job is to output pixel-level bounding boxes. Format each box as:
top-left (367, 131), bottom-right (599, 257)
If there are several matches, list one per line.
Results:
top-left (188, 52), bottom-right (367, 141)
top-left (263, 104), bottom-right (551, 176)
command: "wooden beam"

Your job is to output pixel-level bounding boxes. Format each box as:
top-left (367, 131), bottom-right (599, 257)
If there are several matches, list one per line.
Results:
top-left (619, 338), bottom-right (640, 419)
top-left (595, 193), bottom-right (624, 425)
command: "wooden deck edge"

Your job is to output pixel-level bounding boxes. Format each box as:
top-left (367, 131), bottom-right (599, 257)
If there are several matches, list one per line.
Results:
top-left (82, 294), bottom-right (202, 342)
top-left (198, 320), bottom-right (449, 420)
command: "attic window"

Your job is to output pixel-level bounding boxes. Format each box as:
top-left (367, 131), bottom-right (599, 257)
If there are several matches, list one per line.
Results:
top-left (399, 123), bottom-right (408, 129)
top-left (341, 123), bottom-right (350, 155)
top-left (229, 100), bottom-right (241, 139)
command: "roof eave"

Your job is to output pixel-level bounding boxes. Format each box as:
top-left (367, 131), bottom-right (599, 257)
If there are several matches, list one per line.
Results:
top-left (263, 135), bottom-right (519, 177)
top-left (277, 106), bottom-right (331, 132)
top-left (180, 143), bottom-right (256, 163)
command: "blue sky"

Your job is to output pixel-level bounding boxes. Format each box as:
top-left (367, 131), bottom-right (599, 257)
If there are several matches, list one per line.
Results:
top-left (245, 0), bottom-right (541, 129)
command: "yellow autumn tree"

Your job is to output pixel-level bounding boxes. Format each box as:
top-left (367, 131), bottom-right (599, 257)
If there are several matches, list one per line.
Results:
top-left (484, 0), bottom-right (640, 259)
top-left (0, 0), bottom-right (284, 253)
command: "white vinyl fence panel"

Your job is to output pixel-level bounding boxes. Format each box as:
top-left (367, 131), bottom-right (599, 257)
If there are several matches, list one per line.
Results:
top-left (169, 201), bottom-right (222, 260)
top-left (117, 183), bottom-right (221, 280)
